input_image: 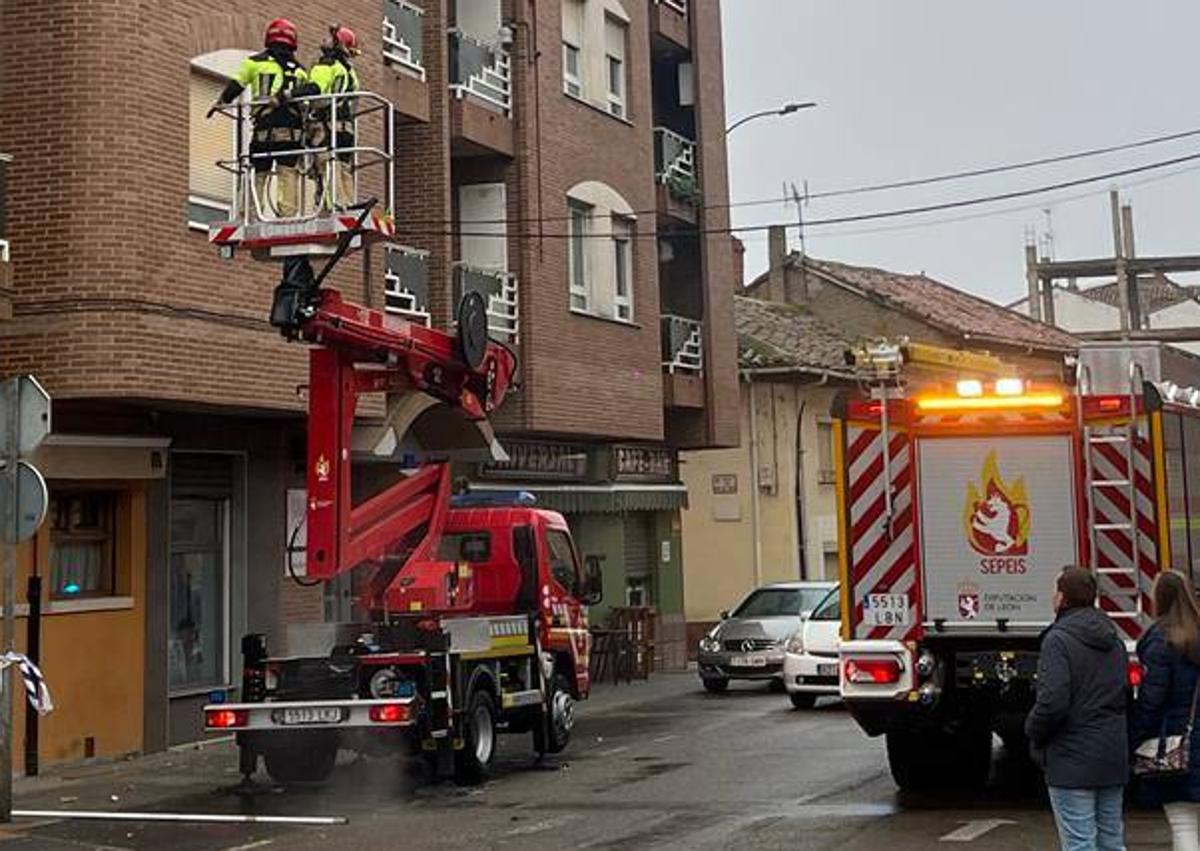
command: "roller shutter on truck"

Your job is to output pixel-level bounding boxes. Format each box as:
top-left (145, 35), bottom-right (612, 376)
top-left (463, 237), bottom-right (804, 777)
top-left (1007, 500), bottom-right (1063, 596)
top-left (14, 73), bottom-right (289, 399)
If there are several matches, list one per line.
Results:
top-left (916, 435), bottom-right (1078, 627)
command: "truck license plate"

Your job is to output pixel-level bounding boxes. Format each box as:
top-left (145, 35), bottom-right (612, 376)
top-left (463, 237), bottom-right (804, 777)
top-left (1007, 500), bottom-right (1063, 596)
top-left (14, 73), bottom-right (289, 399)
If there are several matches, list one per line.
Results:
top-left (276, 707), bottom-right (343, 726)
top-left (817, 663), bottom-right (838, 677)
top-left (864, 593), bottom-right (910, 627)
top-left (731, 655), bottom-right (766, 668)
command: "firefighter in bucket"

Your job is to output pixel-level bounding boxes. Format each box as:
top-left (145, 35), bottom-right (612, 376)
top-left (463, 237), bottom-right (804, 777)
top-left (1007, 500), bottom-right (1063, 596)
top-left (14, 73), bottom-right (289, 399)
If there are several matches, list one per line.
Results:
top-left (303, 26), bottom-right (361, 212)
top-left (208, 18), bottom-right (309, 218)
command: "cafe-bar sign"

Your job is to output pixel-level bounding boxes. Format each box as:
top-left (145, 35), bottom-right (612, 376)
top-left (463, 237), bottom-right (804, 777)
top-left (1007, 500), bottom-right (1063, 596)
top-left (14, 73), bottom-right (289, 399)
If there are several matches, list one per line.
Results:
top-left (480, 441), bottom-right (588, 481)
top-left (612, 445), bottom-right (676, 482)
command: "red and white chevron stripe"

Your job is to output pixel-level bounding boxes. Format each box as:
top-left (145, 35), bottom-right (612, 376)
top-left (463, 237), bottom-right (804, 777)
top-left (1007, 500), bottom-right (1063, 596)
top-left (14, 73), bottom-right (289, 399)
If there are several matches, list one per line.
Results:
top-left (846, 423), bottom-right (920, 641)
top-left (1087, 425), bottom-right (1156, 640)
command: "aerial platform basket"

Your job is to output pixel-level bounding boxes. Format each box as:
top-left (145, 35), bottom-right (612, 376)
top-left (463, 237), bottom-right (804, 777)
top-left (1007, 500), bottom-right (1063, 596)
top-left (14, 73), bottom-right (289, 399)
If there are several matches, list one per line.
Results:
top-left (207, 90), bottom-right (397, 261)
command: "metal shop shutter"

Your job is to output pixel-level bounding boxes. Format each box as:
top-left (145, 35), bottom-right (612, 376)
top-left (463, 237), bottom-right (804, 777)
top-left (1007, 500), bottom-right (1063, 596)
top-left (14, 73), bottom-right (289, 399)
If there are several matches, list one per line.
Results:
top-left (623, 513), bottom-right (654, 577)
top-left (171, 452), bottom-right (235, 499)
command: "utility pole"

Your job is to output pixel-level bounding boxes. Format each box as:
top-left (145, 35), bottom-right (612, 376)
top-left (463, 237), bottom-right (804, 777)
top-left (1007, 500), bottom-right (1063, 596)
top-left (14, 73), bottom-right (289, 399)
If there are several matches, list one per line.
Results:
top-left (1111, 190), bottom-right (1131, 336)
top-left (1030, 195), bottom-right (1200, 344)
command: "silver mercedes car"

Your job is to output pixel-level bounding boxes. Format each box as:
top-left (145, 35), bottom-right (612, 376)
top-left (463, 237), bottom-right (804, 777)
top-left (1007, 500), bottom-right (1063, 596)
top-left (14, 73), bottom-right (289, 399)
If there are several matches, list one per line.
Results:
top-left (697, 581), bottom-right (837, 693)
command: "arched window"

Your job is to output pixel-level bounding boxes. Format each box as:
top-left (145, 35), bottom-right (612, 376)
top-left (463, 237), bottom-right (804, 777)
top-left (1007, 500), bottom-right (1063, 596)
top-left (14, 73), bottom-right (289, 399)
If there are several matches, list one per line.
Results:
top-left (566, 181), bottom-right (635, 322)
top-left (188, 50), bottom-right (251, 229)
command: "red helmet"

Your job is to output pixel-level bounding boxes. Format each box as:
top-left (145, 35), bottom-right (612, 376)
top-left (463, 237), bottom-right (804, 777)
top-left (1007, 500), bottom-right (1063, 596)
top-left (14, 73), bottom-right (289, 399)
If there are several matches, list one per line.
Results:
top-left (331, 26), bottom-right (360, 55)
top-left (264, 17), bottom-right (298, 50)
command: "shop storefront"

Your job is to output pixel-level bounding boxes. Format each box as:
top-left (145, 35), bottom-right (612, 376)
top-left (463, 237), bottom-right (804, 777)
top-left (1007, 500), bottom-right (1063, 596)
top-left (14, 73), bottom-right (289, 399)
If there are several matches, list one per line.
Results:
top-left (472, 440), bottom-right (689, 670)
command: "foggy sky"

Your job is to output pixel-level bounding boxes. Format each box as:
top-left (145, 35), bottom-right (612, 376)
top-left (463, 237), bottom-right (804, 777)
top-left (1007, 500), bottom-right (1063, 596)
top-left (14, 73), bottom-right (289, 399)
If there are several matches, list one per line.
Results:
top-left (720, 1), bottom-right (1200, 305)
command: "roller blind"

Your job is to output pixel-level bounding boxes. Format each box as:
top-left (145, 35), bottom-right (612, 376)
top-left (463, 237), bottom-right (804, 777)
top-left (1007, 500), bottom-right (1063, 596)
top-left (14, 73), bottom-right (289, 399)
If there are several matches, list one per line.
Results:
top-left (189, 71), bottom-right (233, 205)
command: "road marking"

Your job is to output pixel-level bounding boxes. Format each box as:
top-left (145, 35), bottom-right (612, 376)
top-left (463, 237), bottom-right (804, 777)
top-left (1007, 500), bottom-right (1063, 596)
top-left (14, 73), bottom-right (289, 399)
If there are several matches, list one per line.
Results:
top-left (651, 735), bottom-right (679, 744)
top-left (595, 746), bottom-right (630, 757)
top-left (940, 819), bottom-right (1016, 842)
top-left (223, 841), bottom-right (275, 851)
top-left (504, 816), bottom-right (575, 836)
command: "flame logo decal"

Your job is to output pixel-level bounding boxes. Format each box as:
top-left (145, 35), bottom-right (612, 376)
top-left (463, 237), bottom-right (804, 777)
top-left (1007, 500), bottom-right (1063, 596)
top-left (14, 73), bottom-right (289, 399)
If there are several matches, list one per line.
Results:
top-left (964, 451), bottom-right (1030, 556)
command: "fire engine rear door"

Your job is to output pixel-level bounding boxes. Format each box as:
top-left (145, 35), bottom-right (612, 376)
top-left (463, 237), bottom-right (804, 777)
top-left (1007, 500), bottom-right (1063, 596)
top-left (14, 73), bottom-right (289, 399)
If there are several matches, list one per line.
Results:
top-left (917, 435), bottom-right (1078, 629)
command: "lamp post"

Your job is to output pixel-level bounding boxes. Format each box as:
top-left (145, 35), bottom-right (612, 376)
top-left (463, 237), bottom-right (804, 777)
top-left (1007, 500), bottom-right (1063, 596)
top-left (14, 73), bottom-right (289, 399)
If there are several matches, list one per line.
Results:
top-left (724, 101), bottom-right (817, 137)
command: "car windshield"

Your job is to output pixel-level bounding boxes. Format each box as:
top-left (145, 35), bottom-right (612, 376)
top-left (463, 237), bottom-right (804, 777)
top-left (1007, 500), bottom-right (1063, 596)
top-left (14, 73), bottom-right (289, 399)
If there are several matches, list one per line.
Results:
top-left (732, 587), bottom-right (832, 618)
top-left (811, 588), bottom-right (841, 622)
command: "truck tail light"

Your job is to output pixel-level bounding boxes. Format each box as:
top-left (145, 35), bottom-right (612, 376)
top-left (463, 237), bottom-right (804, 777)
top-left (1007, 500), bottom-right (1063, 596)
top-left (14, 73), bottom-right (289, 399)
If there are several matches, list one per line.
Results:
top-left (1127, 660), bottom-right (1144, 688)
top-left (369, 703), bottom-right (410, 724)
top-left (844, 658), bottom-right (903, 685)
top-left (205, 709), bottom-right (249, 729)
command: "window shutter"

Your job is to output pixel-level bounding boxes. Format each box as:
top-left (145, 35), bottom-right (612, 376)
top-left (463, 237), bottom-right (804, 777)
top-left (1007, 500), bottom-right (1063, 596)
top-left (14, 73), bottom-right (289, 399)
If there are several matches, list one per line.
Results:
top-left (563, 0), bottom-right (584, 47)
top-left (189, 72), bottom-right (233, 205)
top-left (604, 16), bottom-right (625, 62)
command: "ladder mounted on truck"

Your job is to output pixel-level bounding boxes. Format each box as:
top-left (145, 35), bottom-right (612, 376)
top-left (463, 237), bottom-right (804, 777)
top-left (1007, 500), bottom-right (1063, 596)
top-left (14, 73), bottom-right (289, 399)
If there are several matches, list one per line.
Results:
top-left (1076, 357), bottom-right (1148, 625)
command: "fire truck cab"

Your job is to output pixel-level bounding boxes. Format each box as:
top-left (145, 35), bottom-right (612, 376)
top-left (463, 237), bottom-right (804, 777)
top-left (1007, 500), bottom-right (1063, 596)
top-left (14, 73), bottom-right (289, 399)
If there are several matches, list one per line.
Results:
top-left (834, 339), bottom-right (1200, 791)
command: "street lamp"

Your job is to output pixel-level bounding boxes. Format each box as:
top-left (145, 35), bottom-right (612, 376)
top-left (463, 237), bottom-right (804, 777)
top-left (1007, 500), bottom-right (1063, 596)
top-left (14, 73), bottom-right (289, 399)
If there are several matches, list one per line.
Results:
top-left (724, 101), bottom-right (817, 137)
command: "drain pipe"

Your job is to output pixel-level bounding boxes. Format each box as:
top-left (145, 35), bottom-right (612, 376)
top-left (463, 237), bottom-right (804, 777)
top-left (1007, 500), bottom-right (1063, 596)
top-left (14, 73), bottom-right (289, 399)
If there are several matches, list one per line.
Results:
top-left (748, 377), bottom-right (763, 588)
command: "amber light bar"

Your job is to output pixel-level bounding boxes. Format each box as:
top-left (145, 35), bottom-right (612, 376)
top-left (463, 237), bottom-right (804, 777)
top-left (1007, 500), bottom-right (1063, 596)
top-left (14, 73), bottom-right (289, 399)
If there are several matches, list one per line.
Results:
top-left (915, 392), bottom-right (1065, 411)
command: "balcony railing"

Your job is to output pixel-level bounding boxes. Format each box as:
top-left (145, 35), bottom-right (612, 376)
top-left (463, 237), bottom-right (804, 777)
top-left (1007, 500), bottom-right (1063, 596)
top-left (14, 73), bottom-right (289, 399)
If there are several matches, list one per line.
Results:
top-left (448, 30), bottom-right (512, 117)
top-left (662, 315), bottom-right (703, 374)
top-left (454, 263), bottom-right (519, 342)
top-left (383, 0), bottom-right (426, 80)
top-left (656, 0), bottom-right (688, 14)
top-left (384, 245), bottom-right (431, 326)
top-left (655, 127), bottom-right (700, 204)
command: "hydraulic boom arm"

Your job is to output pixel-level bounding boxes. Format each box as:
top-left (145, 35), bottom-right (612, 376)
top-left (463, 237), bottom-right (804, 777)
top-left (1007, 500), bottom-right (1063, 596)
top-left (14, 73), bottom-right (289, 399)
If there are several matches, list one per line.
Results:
top-left (279, 280), bottom-right (517, 605)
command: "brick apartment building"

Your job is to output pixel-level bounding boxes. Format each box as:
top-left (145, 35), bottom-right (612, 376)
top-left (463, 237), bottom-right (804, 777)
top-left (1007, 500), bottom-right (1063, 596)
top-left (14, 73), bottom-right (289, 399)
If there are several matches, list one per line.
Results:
top-left (0, 0), bottom-right (736, 765)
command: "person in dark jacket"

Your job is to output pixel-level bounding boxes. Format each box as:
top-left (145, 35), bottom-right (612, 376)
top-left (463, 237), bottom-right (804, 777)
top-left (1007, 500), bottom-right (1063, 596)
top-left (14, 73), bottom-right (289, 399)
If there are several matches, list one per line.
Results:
top-left (1132, 570), bottom-right (1200, 851)
top-left (1026, 565), bottom-right (1129, 851)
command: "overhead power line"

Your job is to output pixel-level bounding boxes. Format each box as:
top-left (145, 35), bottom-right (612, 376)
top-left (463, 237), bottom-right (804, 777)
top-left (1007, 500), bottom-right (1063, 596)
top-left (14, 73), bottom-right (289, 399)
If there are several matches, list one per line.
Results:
top-left (396, 150), bottom-right (1200, 241)
top-left (400, 124), bottom-right (1200, 228)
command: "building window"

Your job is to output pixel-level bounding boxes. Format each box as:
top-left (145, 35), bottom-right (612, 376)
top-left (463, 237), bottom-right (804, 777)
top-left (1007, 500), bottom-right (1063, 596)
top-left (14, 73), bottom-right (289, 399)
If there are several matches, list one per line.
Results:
top-left (49, 492), bottom-right (118, 600)
top-left (189, 51), bottom-right (250, 230)
top-left (567, 181), bottom-right (636, 323)
top-left (613, 216), bottom-right (633, 321)
top-left (569, 200), bottom-right (592, 310)
top-left (169, 497), bottom-right (229, 692)
top-left (562, 0), bottom-right (585, 97)
top-left (817, 419), bottom-right (836, 485)
top-left (563, 42), bottom-right (582, 97)
top-left (604, 16), bottom-right (626, 118)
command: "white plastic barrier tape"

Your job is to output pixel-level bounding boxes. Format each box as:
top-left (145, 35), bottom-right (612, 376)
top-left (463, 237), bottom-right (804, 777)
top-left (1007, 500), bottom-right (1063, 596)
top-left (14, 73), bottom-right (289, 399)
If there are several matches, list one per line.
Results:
top-left (1, 653), bottom-right (52, 716)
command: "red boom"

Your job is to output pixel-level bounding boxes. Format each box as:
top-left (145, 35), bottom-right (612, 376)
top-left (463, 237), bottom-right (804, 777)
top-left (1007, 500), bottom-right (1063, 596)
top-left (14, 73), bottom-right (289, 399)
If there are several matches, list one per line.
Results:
top-left (298, 289), bottom-right (517, 604)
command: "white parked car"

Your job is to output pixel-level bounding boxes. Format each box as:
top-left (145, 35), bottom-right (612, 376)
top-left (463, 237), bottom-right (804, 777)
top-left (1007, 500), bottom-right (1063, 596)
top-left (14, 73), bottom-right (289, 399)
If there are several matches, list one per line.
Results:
top-left (783, 587), bottom-right (842, 709)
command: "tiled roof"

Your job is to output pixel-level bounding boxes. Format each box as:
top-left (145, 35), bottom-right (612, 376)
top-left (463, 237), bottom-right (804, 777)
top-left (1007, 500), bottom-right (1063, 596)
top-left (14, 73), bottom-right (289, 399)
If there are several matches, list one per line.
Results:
top-left (750, 255), bottom-right (1079, 352)
top-left (1077, 274), bottom-right (1200, 314)
top-left (735, 296), bottom-right (853, 373)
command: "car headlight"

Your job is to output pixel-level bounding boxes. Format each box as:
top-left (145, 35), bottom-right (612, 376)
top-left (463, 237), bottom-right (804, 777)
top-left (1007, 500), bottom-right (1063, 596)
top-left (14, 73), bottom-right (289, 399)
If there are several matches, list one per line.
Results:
top-left (699, 635), bottom-right (721, 653)
top-left (785, 632), bottom-right (805, 655)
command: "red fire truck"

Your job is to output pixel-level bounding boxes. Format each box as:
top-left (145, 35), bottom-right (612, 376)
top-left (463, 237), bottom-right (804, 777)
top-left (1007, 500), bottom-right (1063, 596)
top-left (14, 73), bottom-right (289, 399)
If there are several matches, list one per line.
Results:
top-left (834, 339), bottom-right (1200, 790)
top-left (198, 97), bottom-right (601, 784)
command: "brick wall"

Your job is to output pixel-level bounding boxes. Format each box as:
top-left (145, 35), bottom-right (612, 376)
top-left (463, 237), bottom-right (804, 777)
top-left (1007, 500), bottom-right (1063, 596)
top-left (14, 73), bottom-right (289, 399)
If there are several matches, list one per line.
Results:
top-left (0, 0), bottom-right (738, 445)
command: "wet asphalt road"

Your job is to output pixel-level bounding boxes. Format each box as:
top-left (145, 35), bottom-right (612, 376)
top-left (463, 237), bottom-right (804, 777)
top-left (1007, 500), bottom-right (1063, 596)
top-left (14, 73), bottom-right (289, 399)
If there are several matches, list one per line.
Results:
top-left (0, 673), bottom-right (1176, 849)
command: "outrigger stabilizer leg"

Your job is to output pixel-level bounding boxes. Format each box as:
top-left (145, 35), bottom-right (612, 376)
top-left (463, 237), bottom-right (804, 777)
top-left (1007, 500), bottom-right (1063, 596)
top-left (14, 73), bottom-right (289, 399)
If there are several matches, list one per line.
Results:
top-left (269, 199), bottom-right (378, 338)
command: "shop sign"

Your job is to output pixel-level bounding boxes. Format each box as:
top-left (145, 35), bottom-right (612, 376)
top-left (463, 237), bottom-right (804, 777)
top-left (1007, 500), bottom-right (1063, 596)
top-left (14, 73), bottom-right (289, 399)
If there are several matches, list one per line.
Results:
top-left (479, 441), bottom-right (587, 481)
top-left (612, 445), bottom-right (675, 482)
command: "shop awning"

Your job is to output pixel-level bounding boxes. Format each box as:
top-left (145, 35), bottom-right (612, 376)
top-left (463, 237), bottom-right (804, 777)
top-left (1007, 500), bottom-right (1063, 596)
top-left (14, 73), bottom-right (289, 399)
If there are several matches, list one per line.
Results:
top-left (468, 482), bottom-right (688, 514)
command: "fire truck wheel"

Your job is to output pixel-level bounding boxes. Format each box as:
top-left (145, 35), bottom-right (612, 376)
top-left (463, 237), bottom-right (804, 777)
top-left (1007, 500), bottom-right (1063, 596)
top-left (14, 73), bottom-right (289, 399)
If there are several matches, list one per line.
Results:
top-left (885, 729), bottom-right (948, 791)
top-left (533, 674), bottom-right (575, 755)
top-left (263, 733), bottom-right (338, 785)
top-left (455, 689), bottom-right (497, 785)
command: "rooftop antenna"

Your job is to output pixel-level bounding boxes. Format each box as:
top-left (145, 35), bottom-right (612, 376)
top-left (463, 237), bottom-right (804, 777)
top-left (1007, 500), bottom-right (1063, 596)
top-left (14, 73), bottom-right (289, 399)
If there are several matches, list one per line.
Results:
top-left (788, 181), bottom-right (808, 258)
top-left (1040, 207), bottom-right (1055, 261)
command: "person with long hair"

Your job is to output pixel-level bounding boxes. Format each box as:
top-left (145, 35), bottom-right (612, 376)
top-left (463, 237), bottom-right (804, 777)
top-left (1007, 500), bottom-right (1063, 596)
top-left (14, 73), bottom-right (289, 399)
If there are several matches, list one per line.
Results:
top-left (1133, 570), bottom-right (1200, 850)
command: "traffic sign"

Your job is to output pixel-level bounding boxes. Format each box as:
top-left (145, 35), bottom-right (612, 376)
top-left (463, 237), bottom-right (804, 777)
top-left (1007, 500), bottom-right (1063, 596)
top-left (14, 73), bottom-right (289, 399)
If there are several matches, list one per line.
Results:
top-left (0, 376), bottom-right (50, 458)
top-left (0, 462), bottom-right (47, 544)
